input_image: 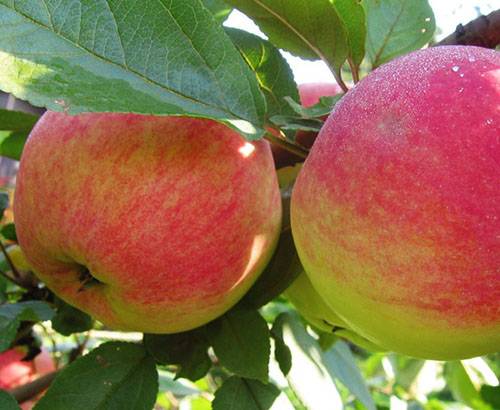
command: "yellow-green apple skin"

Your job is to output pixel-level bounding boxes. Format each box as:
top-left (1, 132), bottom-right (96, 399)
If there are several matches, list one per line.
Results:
top-left (7, 244), bottom-right (32, 272)
top-left (291, 46), bottom-right (500, 360)
top-left (285, 273), bottom-right (385, 352)
top-left (14, 112), bottom-right (282, 333)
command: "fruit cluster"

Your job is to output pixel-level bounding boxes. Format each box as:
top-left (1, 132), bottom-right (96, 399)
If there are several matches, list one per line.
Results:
top-left (14, 46), bottom-right (499, 360)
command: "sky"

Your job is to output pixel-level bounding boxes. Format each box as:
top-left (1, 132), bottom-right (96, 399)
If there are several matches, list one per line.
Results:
top-left (224, 0), bottom-right (497, 84)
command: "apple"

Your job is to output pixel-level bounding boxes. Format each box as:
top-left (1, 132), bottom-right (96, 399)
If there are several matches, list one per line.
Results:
top-left (285, 273), bottom-right (385, 351)
top-left (295, 82), bottom-right (343, 150)
top-left (291, 46), bottom-right (500, 360)
top-left (7, 244), bottom-right (32, 272)
top-left (0, 348), bottom-right (55, 409)
top-left (297, 82), bottom-right (342, 110)
top-left (14, 113), bottom-right (282, 333)
top-left (0, 348), bottom-right (33, 390)
top-left (272, 82), bottom-right (342, 168)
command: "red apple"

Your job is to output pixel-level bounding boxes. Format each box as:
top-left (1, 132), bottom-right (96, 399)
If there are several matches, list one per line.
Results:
top-left (0, 348), bottom-right (33, 390)
top-left (14, 113), bottom-right (282, 333)
top-left (297, 82), bottom-right (342, 109)
top-left (291, 46), bottom-right (500, 360)
top-left (0, 348), bottom-right (55, 409)
top-left (272, 83), bottom-right (342, 168)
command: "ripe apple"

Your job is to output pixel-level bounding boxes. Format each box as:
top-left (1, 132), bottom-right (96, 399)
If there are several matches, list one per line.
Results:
top-left (14, 113), bottom-right (282, 333)
top-left (297, 82), bottom-right (342, 111)
top-left (291, 46), bottom-right (500, 360)
top-left (272, 82), bottom-right (342, 168)
top-left (0, 348), bottom-right (55, 409)
top-left (285, 273), bottom-right (385, 351)
top-left (0, 348), bottom-right (33, 390)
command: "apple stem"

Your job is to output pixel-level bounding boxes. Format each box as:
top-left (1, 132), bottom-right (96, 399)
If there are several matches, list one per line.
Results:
top-left (264, 131), bottom-right (309, 159)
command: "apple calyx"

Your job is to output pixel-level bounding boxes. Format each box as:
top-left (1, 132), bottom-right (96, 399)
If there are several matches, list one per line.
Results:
top-left (77, 265), bottom-right (102, 292)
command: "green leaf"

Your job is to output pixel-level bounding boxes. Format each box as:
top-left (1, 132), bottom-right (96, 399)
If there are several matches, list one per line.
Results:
top-left (0, 131), bottom-right (28, 161)
top-left (0, 301), bottom-right (55, 352)
top-left (34, 342), bottom-right (158, 410)
top-left (225, 0), bottom-right (349, 80)
top-left (481, 385), bottom-right (500, 409)
top-left (212, 376), bottom-right (280, 410)
top-left (0, 191), bottom-right (9, 219)
top-left (273, 312), bottom-right (343, 410)
top-left (270, 116), bottom-right (323, 132)
top-left (1, 223), bottom-right (17, 241)
top-left (225, 28), bottom-right (299, 120)
top-left (0, 248), bottom-right (10, 273)
top-left (392, 356), bottom-right (425, 390)
top-left (270, 320), bottom-right (292, 376)
top-left (203, 0), bottom-right (232, 23)
top-left (0, 109), bottom-right (39, 133)
top-left (284, 95), bottom-right (342, 119)
top-left (332, 0), bottom-right (366, 69)
top-left (363, 0), bottom-right (435, 68)
top-left (444, 361), bottom-right (484, 409)
top-left (51, 298), bottom-right (93, 336)
top-left (143, 330), bottom-right (211, 382)
top-left (323, 341), bottom-right (376, 410)
top-left (206, 309), bottom-right (270, 381)
top-left (157, 370), bottom-right (201, 397)
top-left (0, 390), bottom-right (21, 410)
top-left (0, 0), bottom-right (266, 140)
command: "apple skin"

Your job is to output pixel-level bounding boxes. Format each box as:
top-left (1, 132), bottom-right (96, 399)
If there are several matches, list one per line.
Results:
top-left (291, 46), bottom-right (500, 360)
top-left (0, 348), bottom-right (33, 390)
top-left (14, 112), bottom-right (282, 333)
top-left (7, 245), bottom-right (32, 272)
top-left (0, 348), bottom-right (55, 410)
top-left (285, 273), bottom-right (385, 352)
top-left (297, 82), bottom-right (342, 111)
top-left (272, 82), bottom-right (342, 168)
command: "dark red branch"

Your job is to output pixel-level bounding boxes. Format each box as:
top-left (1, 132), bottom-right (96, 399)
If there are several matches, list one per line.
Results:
top-left (9, 370), bottom-right (59, 404)
top-left (435, 9), bottom-right (500, 49)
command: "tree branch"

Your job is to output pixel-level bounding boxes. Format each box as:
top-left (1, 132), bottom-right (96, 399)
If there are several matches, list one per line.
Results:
top-left (264, 131), bottom-right (309, 159)
top-left (435, 9), bottom-right (500, 49)
top-left (9, 370), bottom-right (59, 404)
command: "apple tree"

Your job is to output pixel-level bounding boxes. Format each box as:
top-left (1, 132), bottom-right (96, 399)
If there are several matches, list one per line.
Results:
top-left (0, 1), bottom-right (499, 409)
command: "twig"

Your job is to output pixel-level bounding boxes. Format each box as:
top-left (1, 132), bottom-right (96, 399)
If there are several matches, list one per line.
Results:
top-left (69, 332), bottom-right (91, 363)
top-left (0, 240), bottom-right (21, 279)
top-left (435, 9), bottom-right (500, 49)
top-left (9, 370), bottom-right (59, 404)
top-left (264, 131), bottom-right (308, 159)
top-left (0, 268), bottom-right (26, 289)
